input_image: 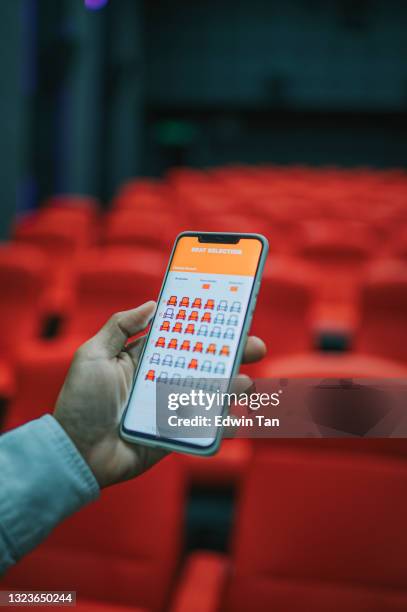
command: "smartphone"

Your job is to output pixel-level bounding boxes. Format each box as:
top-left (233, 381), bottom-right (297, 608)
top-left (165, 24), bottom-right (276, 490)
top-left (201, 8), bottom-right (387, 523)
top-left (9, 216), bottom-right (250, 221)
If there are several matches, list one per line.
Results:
top-left (120, 231), bottom-right (268, 456)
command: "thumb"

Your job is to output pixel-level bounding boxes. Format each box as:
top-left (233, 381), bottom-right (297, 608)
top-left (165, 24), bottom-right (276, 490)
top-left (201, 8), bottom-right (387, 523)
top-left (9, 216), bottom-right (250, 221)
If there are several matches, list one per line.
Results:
top-left (86, 301), bottom-right (156, 358)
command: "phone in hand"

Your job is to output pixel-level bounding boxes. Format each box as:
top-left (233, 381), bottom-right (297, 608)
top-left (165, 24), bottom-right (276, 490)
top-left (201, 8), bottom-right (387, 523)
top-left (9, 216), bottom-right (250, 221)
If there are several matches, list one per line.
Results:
top-left (120, 231), bottom-right (268, 455)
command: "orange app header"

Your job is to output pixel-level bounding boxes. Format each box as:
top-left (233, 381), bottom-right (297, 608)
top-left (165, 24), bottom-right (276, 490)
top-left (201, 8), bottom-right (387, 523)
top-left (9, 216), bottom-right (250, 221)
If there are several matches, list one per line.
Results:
top-left (170, 236), bottom-right (262, 276)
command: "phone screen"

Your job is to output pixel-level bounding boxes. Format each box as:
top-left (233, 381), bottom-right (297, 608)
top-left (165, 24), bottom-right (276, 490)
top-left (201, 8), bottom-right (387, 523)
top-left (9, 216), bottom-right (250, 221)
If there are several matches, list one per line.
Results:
top-left (122, 234), bottom-right (264, 449)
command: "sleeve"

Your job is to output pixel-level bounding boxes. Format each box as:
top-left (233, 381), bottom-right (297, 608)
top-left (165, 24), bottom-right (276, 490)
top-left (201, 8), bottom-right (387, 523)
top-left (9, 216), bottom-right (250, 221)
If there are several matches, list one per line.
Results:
top-left (0, 414), bottom-right (100, 575)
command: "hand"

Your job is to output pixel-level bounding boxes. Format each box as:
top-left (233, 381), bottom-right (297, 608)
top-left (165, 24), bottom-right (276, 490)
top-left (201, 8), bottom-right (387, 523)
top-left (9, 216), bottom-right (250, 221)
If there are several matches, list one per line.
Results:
top-left (54, 302), bottom-right (266, 488)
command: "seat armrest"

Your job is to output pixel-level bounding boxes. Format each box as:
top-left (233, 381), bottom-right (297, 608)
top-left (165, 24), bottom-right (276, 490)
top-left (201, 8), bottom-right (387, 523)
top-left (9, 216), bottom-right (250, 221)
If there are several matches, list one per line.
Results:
top-left (171, 551), bottom-right (229, 612)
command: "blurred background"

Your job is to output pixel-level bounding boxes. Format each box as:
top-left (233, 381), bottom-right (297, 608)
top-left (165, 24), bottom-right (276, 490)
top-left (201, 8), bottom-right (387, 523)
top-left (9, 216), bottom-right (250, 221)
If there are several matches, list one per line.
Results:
top-left (1, 1), bottom-right (407, 611)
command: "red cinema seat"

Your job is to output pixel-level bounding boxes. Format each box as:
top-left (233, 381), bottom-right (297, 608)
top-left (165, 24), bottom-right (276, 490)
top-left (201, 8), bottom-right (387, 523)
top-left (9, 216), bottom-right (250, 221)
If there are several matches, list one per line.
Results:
top-left (257, 353), bottom-right (407, 460)
top-left (3, 457), bottom-right (185, 612)
top-left (2, 341), bottom-right (74, 431)
top-left (13, 210), bottom-right (94, 316)
top-left (246, 259), bottom-right (315, 366)
top-left (355, 260), bottom-right (407, 363)
top-left (0, 244), bottom-right (46, 399)
top-left (295, 221), bottom-right (372, 330)
top-left (105, 209), bottom-right (180, 252)
top-left (66, 247), bottom-right (165, 341)
top-left (173, 452), bottom-right (407, 612)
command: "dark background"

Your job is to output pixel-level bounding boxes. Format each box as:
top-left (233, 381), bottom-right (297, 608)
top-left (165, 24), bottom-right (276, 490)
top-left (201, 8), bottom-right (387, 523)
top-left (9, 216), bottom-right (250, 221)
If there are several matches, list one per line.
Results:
top-left (0, 0), bottom-right (406, 238)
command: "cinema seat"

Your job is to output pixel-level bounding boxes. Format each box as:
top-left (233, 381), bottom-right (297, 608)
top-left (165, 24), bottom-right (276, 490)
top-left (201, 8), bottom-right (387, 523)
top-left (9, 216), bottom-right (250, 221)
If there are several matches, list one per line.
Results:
top-left (65, 247), bottom-right (165, 340)
top-left (246, 258), bottom-right (315, 367)
top-left (3, 457), bottom-right (185, 612)
top-left (295, 222), bottom-right (373, 331)
top-left (14, 212), bottom-right (94, 317)
top-left (355, 260), bottom-right (407, 363)
top-left (2, 340), bottom-right (76, 431)
top-left (173, 451), bottom-right (407, 612)
top-left (105, 209), bottom-right (180, 252)
top-left (257, 353), bottom-right (407, 460)
top-left (0, 244), bottom-right (46, 400)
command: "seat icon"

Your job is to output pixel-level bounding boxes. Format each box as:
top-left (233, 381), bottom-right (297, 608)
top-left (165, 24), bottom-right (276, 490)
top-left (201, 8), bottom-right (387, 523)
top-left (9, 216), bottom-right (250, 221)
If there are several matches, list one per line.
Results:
top-left (192, 298), bottom-right (202, 308)
top-left (172, 322), bottom-right (183, 333)
top-left (157, 372), bottom-right (168, 383)
top-left (206, 343), bottom-right (216, 354)
top-left (204, 299), bottom-right (215, 310)
top-left (193, 341), bottom-right (203, 352)
top-left (183, 376), bottom-right (194, 387)
top-left (145, 369), bottom-right (155, 381)
top-left (167, 296), bottom-right (177, 306)
top-left (214, 362), bottom-right (226, 375)
top-left (164, 307), bottom-right (175, 319)
top-left (168, 338), bottom-right (178, 349)
top-left (219, 345), bottom-right (230, 357)
top-left (150, 353), bottom-right (160, 364)
top-left (210, 326), bottom-right (222, 338)
top-left (201, 312), bottom-right (211, 323)
top-left (224, 328), bottom-right (235, 340)
top-left (155, 337), bottom-right (166, 348)
top-left (188, 310), bottom-right (199, 321)
top-left (162, 355), bottom-right (173, 366)
top-left (217, 300), bottom-right (228, 311)
top-left (180, 297), bottom-right (190, 307)
top-left (160, 320), bottom-right (171, 332)
top-left (176, 309), bottom-right (186, 320)
top-left (214, 313), bottom-right (225, 324)
top-left (170, 373), bottom-right (181, 385)
top-left (200, 360), bottom-right (212, 373)
top-left (197, 324), bottom-right (209, 336)
top-left (188, 359), bottom-right (198, 370)
top-left (230, 301), bottom-right (242, 313)
top-left (180, 340), bottom-right (191, 351)
top-left (175, 357), bottom-right (186, 368)
top-left (227, 315), bottom-right (239, 326)
top-left (185, 324), bottom-right (195, 334)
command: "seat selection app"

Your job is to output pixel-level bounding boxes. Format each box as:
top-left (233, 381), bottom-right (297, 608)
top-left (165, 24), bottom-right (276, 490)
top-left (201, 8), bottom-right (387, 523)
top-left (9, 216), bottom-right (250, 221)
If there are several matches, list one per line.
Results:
top-left (123, 235), bottom-right (264, 446)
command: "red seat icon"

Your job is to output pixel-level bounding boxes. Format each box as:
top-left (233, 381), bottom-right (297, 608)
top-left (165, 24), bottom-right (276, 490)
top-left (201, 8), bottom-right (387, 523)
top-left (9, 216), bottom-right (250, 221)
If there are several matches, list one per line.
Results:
top-left (192, 298), bottom-right (202, 308)
top-left (155, 337), bottom-right (165, 348)
top-left (188, 311), bottom-right (199, 321)
top-left (188, 359), bottom-right (198, 370)
top-left (193, 342), bottom-right (203, 353)
top-left (204, 299), bottom-right (215, 309)
top-left (176, 309), bottom-right (187, 320)
top-left (168, 338), bottom-right (178, 349)
top-left (181, 340), bottom-right (191, 351)
top-left (185, 324), bottom-right (195, 334)
top-left (206, 343), bottom-right (216, 354)
top-left (145, 369), bottom-right (155, 381)
top-left (201, 312), bottom-right (211, 323)
top-left (172, 322), bottom-right (183, 333)
top-left (168, 296), bottom-right (177, 306)
top-left (219, 345), bottom-right (230, 356)
top-left (180, 297), bottom-right (190, 307)
top-left (160, 321), bottom-right (170, 331)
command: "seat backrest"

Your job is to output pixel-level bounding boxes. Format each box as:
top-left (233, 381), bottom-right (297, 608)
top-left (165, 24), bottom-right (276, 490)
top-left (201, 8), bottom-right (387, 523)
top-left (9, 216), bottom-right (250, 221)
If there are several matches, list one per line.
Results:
top-left (224, 451), bottom-right (407, 612)
top-left (356, 261), bottom-right (407, 362)
top-left (0, 245), bottom-right (46, 357)
top-left (105, 209), bottom-right (179, 251)
top-left (250, 259), bottom-right (314, 357)
top-left (66, 248), bottom-right (165, 341)
top-left (4, 457), bottom-right (185, 611)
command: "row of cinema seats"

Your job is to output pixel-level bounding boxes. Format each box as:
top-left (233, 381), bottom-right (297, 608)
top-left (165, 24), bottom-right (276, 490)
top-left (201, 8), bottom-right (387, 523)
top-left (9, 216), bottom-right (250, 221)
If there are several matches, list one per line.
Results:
top-left (3, 439), bottom-right (407, 611)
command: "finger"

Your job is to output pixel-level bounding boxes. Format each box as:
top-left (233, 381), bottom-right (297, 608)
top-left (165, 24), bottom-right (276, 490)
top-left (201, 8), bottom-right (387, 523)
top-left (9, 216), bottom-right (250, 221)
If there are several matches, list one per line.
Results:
top-left (241, 336), bottom-right (267, 364)
top-left (223, 374), bottom-right (255, 439)
top-left (125, 335), bottom-right (147, 368)
top-left (86, 302), bottom-right (156, 358)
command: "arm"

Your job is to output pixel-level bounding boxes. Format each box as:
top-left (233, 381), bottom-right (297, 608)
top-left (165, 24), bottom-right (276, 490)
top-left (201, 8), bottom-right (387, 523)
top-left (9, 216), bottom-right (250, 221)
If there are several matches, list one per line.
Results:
top-left (0, 415), bottom-right (99, 574)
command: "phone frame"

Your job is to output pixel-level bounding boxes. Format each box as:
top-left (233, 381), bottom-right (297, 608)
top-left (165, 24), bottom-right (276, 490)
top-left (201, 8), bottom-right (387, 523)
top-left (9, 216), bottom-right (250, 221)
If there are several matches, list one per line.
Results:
top-left (120, 231), bottom-right (269, 456)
